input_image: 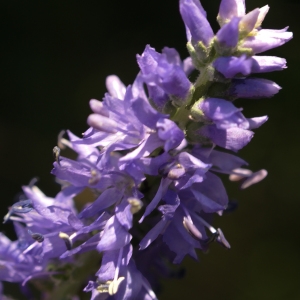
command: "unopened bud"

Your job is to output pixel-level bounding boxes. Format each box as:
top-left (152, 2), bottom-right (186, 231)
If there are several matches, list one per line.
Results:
top-left (239, 8), bottom-right (260, 36)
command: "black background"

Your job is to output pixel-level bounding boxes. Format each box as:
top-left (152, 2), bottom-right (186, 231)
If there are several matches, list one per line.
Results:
top-left (0, 0), bottom-right (299, 299)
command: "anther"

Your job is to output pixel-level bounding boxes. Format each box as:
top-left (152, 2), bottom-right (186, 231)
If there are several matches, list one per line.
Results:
top-left (195, 214), bottom-right (230, 248)
top-left (108, 277), bottom-right (125, 296)
top-left (204, 232), bottom-right (219, 245)
top-left (53, 146), bottom-right (61, 166)
top-left (28, 177), bottom-right (39, 187)
top-left (240, 169), bottom-right (267, 189)
top-left (28, 230), bottom-right (44, 243)
top-left (216, 228), bottom-right (231, 249)
top-left (229, 168), bottom-right (253, 181)
top-left (88, 169), bottom-right (101, 185)
top-left (59, 232), bottom-right (72, 250)
top-left (89, 99), bottom-right (110, 117)
top-left (128, 198), bottom-right (143, 214)
top-left (11, 200), bottom-right (33, 214)
top-left (87, 114), bottom-right (118, 134)
top-left (183, 217), bottom-right (202, 240)
top-left (167, 164), bottom-right (186, 180)
top-left (57, 130), bottom-right (72, 149)
top-left (96, 281), bottom-right (111, 293)
top-left (3, 210), bottom-right (12, 224)
top-left (158, 161), bottom-right (176, 177)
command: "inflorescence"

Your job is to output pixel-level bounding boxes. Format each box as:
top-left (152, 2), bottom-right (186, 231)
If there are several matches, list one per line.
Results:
top-left (0, 0), bottom-right (292, 299)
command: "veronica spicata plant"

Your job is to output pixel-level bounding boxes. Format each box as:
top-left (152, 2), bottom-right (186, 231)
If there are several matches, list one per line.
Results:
top-left (0, 0), bottom-right (292, 299)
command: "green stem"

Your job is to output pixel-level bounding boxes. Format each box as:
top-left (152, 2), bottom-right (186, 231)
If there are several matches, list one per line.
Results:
top-left (171, 63), bottom-right (215, 130)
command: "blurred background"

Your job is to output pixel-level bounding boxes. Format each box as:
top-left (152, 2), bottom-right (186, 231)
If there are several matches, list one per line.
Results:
top-left (0, 0), bottom-right (299, 299)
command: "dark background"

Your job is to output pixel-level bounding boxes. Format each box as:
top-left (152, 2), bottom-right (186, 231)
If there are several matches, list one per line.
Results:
top-left (0, 0), bottom-right (299, 299)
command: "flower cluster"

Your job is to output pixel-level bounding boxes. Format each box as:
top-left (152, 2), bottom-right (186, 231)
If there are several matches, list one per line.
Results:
top-left (0, 0), bottom-right (292, 299)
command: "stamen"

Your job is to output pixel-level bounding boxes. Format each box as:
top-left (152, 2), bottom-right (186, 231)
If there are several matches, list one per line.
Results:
top-left (53, 146), bottom-right (61, 166)
top-left (158, 161), bottom-right (176, 177)
top-left (216, 228), bottom-right (231, 249)
top-left (195, 215), bottom-right (230, 248)
top-left (69, 232), bottom-right (78, 241)
top-left (214, 167), bottom-right (267, 189)
top-left (167, 164), bottom-right (186, 180)
top-left (55, 178), bottom-right (70, 189)
top-left (180, 204), bottom-right (193, 223)
top-left (23, 241), bottom-right (38, 254)
top-left (59, 232), bottom-right (73, 250)
top-left (11, 200), bottom-right (33, 214)
top-left (229, 168), bottom-right (253, 181)
top-left (89, 99), bottom-right (110, 117)
top-left (3, 210), bottom-right (12, 224)
top-left (96, 281), bottom-right (111, 293)
top-left (28, 230), bottom-right (44, 243)
top-left (87, 114), bottom-right (118, 133)
top-left (28, 177), bottom-right (39, 187)
top-left (240, 169), bottom-right (267, 189)
top-left (195, 215), bottom-right (217, 234)
top-left (6, 216), bottom-right (24, 223)
top-left (108, 277), bottom-right (125, 296)
top-left (105, 247), bottom-right (125, 296)
top-left (183, 217), bottom-right (202, 240)
top-left (180, 205), bottom-right (203, 240)
top-left (146, 129), bottom-right (157, 134)
top-left (88, 169), bottom-right (101, 185)
top-left (57, 130), bottom-right (72, 149)
top-left (204, 232), bottom-right (219, 245)
top-left (128, 197), bottom-right (143, 214)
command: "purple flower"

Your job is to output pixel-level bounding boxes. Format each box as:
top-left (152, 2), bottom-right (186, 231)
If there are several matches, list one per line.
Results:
top-left (250, 56), bottom-right (287, 73)
top-left (192, 97), bottom-right (249, 129)
top-left (242, 28), bottom-right (293, 54)
top-left (137, 45), bottom-right (193, 110)
top-left (198, 125), bottom-right (254, 152)
top-left (214, 55), bottom-right (287, 78)
top-left (216, 17), bottom-right (240, 49)
top-left (228, 78), bottom-right (281, 99)
top-left (218, 0), bottom-right (246, 26)
top-left (179, 0), bottom-right (214, 47)
top-left (139, 171), bottom-right (230, 263)
top-left (214, 55), bottom-right (253, 78)
top-left (74, 74), bottom-right (184, 167)
top-left (0, 182), bottom-right (96, 298)
top-left (1, 0), bottom-right (292, 298)
top-left (0, 232), bottom-right (43, 283)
